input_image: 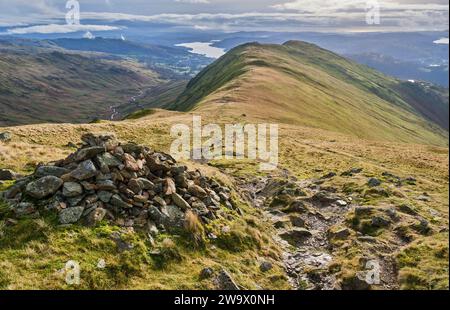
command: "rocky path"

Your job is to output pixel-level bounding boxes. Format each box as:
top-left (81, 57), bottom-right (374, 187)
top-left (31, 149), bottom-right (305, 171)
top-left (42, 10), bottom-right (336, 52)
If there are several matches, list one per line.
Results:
top-left (238, 175), bottom-right (352, 290)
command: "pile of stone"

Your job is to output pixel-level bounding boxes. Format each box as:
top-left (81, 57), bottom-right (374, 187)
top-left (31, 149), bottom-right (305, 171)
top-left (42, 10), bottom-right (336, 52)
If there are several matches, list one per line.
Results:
top-left (1, 133), bottom-right (236, 233)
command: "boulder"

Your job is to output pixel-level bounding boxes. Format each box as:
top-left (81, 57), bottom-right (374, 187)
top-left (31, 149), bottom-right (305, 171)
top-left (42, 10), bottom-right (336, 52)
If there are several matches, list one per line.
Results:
top-left (128, 178), bottom-right (142, 194)
top-left (0, 169), bottom-right (16, 180)
top-left (260, 261), bottom-right (273, 272)
top-left (70, 160), bottom-right (97, 181)
top-left (85, 208), bottom-right (107, 227)
top-left (171, 193), bottom-right (190, 211)
top-left (96, 180), bottom-right (116, 191)
top-left (75, 146), bottom-right (105, 162)
top-left (59, 207), bottom-right (84, 224)
top-left (98, 191), bottom-right (113, 203)
top-left (110, 195), bottom-right (132, 209)
top-left (200, 268), bottom-right (214, 280)
top-left (216, 269), bottom-right (240, 290)
top-left (35, 166), bottom-right (69, 178)
top-left (188, 184), bottom-right (207, 199)
top-left (279, 228), bottom-right (313, 244)
top-left (95, 152), bottom-right (122, 168)
top-left (367, 178), bottom-right (382, 187)
top-left (0, 132), bottom-right (12, 142)
top-left (328, 228), bottom-right (351, 240)
top-left (25, 176), bottom-right (63, 199)
top-left (62, 182), bottom-right (83, 198)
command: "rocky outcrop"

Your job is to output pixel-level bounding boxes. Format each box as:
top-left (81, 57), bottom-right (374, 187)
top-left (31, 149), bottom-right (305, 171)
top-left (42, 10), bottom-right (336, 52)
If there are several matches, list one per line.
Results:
top-left (1, 133), bottom-right (236, 235)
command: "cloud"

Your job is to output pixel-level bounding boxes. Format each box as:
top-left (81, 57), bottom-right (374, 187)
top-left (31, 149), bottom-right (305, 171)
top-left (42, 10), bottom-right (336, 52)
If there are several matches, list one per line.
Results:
top-left (175, 0), bottom-right (210, 3)
top-left (78, 10), bottom-right (449, 32)
top-left (3, 23), bottom-right (119, 35)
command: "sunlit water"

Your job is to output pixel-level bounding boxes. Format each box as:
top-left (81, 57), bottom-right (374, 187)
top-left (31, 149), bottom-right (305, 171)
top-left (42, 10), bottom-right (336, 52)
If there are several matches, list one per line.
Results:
top-left (175, 42), bottom-right (226, 59)
top-left (433, 37), bottom-right (449, 44)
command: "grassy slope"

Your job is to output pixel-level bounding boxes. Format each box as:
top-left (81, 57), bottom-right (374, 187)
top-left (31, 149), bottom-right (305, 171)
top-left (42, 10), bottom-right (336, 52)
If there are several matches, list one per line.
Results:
top-left (0, 44), bottom-right (162, 126)
top-left (0, 110), bottom-right (448, 289)
top-left (172, 41), bottom-right (448, 146)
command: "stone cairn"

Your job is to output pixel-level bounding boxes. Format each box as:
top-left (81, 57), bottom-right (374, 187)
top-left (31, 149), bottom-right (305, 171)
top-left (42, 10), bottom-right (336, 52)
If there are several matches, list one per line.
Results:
top-left (1, 133), bottom-right (236, 234)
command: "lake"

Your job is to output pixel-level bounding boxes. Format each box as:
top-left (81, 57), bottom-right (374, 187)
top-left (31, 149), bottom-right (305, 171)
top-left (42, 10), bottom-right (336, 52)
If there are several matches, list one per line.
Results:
top-left (175, 42), bottom-right (226, 59)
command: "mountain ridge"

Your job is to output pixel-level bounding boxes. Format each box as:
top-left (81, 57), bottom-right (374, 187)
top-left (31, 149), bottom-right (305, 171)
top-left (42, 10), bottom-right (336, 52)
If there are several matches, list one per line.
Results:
top-left (171, 41), bottom-right (449, 146)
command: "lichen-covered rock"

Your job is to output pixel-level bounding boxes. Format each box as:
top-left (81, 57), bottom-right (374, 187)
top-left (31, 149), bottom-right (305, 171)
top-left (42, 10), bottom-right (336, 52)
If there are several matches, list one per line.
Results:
top-left (171, 193), bottom-right (190, 211)
top-left (59, 207), bottom-right (84, 224)
top-left (70, 160), bottom-right (98, 181)
top-left (35, 166), bottom-right (70, 178)
top-left (25, 176), bottom-right (63, 199)
top-left (63, 182), bottom-right (83, 198)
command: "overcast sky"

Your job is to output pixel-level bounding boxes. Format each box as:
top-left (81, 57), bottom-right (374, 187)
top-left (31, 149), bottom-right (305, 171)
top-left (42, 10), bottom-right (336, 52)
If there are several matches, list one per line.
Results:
top-left (0, 0), bottom-right (448, 32)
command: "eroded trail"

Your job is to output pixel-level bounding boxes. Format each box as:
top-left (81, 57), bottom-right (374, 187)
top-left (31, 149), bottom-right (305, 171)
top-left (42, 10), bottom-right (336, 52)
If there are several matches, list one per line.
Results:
top-left (238, 175), bottom-right (351, 290)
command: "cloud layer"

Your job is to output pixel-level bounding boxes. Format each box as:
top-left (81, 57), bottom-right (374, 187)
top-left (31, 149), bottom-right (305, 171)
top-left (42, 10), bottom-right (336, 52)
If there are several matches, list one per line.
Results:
top-left (0, 0), bottom-right (448, 32)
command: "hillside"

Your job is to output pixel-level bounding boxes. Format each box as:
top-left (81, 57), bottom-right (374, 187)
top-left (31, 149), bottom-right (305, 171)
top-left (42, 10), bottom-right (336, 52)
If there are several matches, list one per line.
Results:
top-left (172, 41), bottom-right (449, 146)
top-left (49, 38), bottom-right (212, 78)
top-left (0, 42), bottom-right (165, 126)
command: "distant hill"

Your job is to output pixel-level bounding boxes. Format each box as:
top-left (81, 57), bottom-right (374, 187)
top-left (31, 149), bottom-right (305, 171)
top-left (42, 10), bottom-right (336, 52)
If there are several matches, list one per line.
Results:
top-left (0, 42), bottom-right (163, 126)
top-left (348, 53), bottom-right (449, 87)
top-left (48, 38), bottom-right (212, 78)
top-left (172, 41), bottom-right (449, 146)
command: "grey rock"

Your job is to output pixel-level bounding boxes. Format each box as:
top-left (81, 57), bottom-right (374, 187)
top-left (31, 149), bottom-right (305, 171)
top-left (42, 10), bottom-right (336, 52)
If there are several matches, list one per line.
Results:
top-left (128, 178), bottom-right (142, 194)
top-left (279, 228), bottom-right (313, 244)
top-left (216, 269), bottom-right (240, 290)
top-left (59, 207), bottom-right (84, 224)
top-left (341, 168), bottom-right (363, 176)
top-left (273, 218), bottom-right (291, 229)
top-left (341, 272), bottom-right (371, 290)
top-left (260, 261), bottom-right (273, 272)
top-left (66, 195), bottom-right (85, 207)
top-left (367, 178), bottom-right (382, 187)
top-left (171, 193), bottom-right (190, 210)
top-left (110, 195), bottom-right (132, 209)
top-left (96, 152), bottom-right (122, 168)
top-left (81, 133), bottom-right (118, 150)
top-left (148, 206), bottom-right (168, 226)
top-left (96, 180), bottom-right (116, 191)
top-left (290, 216), bottom-right (306, 228)
top-left (371, 216), bottom-right (391, 228)
top-left (98, 191), bottom-right (113, 203)
top-left (62, 182), bottom-right (83, 198)
top-left (188, 184), bottom-right (207, 199)
top-left (25, 176), bottom-right (63, 199)
top-left (70, 160), bottom-right (97, 181)
top-left (0, 169), bottom-right (16, 180)
top-left (164, 205), bottom-right (185, 228)
top-left (14, 202), bottom-right (36, 218)
top-left (153, 196), bottom-right (167, 207)
top-left (137, 178), bottom-right (155, 190)
top-left (110, 232), bottom-right (134, 252)
top-left (200, 267), bottom-right (214, 280)
top-left (0, 132), bottom-right (12, 142)
top-left (355, 206), bottom-right (374, 217)
top-left (328, 228), bottom-right (351, 240)
top-left (35, 166), bottom-right (69, 178)
top-left (85, 208), bottom-right (107, 227)
top-left (321, 172), bottom-right (337, 179)
top-left (417, 195), bottom-right (431, 202)
top-left (75, 146), bottom-right (105, 162)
